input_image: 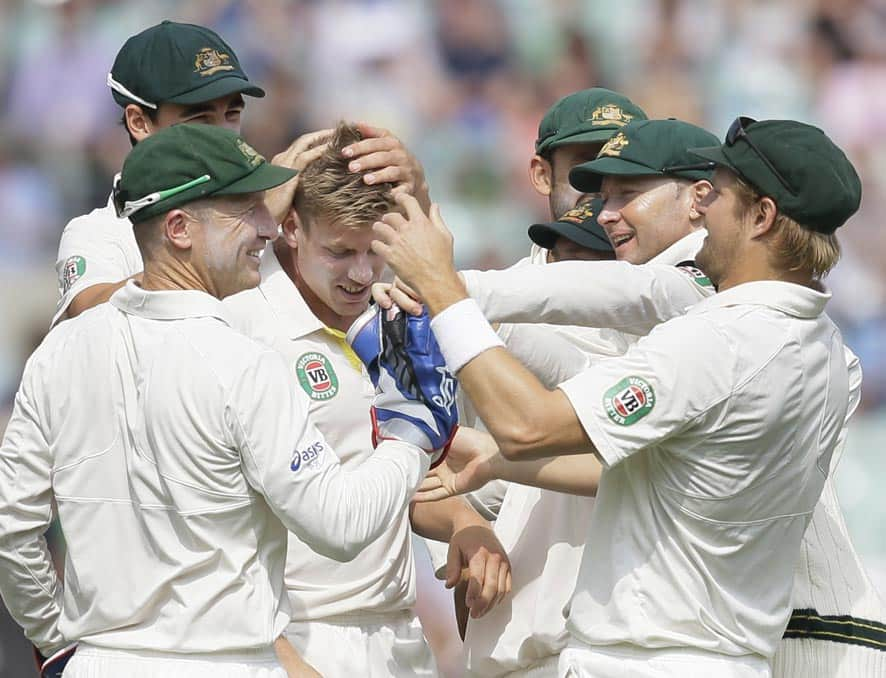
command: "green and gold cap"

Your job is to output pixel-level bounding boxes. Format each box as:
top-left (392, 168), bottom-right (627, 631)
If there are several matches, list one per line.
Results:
top-left (569, 119), bottom-right (718, 192)
top-left (689, 118), bottom-right (861, 234)
top-left (535, 88), bottom-right (647, 156)
top-left (115, 124), bottom-right (296, 224)
top-left (528, 198), bottom-right (612, 252)
top-left (108, 20), bottom-right (265, 109)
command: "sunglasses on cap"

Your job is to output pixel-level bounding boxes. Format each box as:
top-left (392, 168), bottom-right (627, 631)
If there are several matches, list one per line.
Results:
top-left (113, 174), bottom-right (211, 219)
top-left (725, 116), bottom-right (797, 196)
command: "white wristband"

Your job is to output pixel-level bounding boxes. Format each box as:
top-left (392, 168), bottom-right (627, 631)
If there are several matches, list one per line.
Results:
top-left (430, 298), bottom-right (504, 373)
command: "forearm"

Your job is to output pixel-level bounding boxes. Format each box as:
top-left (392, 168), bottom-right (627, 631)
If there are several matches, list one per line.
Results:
top-left (420, 278), bottom-right (593, 461)
top-left (491, 451), bottom-right (601, 496)
top-left (410, 495), bottom-right (488, 542)
top-left (66, 279), bottom-right (132, 319)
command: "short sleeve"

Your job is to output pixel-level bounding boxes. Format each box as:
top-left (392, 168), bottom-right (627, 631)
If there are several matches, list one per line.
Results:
top-left (557, 315), bottom-right (735, 468)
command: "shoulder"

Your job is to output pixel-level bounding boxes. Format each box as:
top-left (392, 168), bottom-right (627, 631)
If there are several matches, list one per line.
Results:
top-left (60, 202), bottom-right (126, 239)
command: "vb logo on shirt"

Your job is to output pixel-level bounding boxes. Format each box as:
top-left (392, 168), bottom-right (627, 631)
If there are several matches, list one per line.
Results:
top-left (603, 376), bottom-right (655, 426)
top-left (296, 352), bottom-right (339, 401)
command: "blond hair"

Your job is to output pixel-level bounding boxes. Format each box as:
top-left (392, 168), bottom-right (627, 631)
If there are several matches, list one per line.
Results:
top-left (733, 176), bottom-right (841, 278)
top-left (294, 122), bottom-right (397, 230)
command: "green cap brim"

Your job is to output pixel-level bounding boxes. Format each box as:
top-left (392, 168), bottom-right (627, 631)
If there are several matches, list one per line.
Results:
top-left (545, 127), bottom-right (625, 151)
top-left (688, 145), bottom-right (735, 170)
top-left (569, 156), bottom-right (659, 192)
top-left (164, 75), bottom-right (265, 105)
top-left (219, 163), bottom-right (297, 195)
top-left (528, 221), bottom-right (613, 252)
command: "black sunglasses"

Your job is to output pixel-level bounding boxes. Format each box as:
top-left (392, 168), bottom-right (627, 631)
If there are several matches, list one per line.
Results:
top-left (725, 116), bottom-right (796, 195)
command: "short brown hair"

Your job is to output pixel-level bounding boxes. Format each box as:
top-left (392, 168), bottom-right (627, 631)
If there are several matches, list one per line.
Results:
top-left (294, 122), bottom-right (397, 230)
top-left (732, 175), bottom-right (841, 278)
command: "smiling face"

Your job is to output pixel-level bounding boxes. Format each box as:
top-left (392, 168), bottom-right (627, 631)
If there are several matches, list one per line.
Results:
top-left (187, 192), bottom-right (277, 298)
top-left (597, 175), bottom-right (697, 264)
top-left (291, 214), bottom-right (385, 331)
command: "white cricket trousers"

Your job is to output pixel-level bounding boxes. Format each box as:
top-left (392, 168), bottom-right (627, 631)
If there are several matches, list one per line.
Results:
top-left (285, 610), bottom-right (438, 676)
top-left (559, 643), bottom-right (771, 678)
top-left (62, 644), bottom-right (287, 678)
top-left (500, 653), bottom-right (560, 677)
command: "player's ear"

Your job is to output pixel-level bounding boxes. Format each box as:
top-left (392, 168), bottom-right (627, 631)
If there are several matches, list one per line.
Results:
top-left (164, 209), bottom-right (193, 250)
top-left (124, 104), bottom-right (155, 143)
top-left (749, 196), bottom-right (778, 238)
top-left (529, 154), bottom-right (553, 196)
top-left (281, 207), bottom-right (304, 248)
top-left (688, 180), bottom-right (713, 221)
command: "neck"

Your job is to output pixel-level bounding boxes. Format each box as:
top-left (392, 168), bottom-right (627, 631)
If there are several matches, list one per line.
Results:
top-left (141, 258), bottom-right (213, 296)
top-left (273, 240), bottom-right (360, 332)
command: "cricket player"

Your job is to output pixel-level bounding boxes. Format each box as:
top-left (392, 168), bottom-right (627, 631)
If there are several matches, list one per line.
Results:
top-left (434, 118), bottom-right (885, 678)
top-left (0, 123), bottom-right (460, 678)
top-left (223, 122), bottom-right (511, 677)
top-left (366, 117), bottom-right (861, 677)
top-left (52, 20), bottom-right (396, 327)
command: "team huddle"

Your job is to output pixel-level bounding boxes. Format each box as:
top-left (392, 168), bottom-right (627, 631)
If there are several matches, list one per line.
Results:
top-left (0, 19), bottom-right (883, 678)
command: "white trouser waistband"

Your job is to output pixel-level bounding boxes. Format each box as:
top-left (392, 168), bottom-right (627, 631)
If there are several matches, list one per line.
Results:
top-left (565, 641), bottom-right (769, 671)
top-left (76, 643), bottom-right (280, 664)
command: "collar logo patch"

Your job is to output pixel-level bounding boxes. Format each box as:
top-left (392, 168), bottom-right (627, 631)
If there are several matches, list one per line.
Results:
top-left (296, 352), bottom-right (339, 401)
top-left (61, 255), bottom-right (86, 294)
top-left (603, 376), bottom-right (655, 426)
top-left (600, 132), bottom-right (629, 157)
top-left (676, 262), bottom-right (714, 290)
top-left (236, 139), bottom-right (264, 167)
top-left (194, 47), bottom-right (234, 76)
top-left (561, 201), bottom-right (597, 225)
top-left (590, 105), bottom-right (634, 127)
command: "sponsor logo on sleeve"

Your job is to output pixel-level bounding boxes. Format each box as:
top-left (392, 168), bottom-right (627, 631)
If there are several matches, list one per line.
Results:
top-left (295, 352), bottom-right (339, 401)
top-left (290, 441), bottom-right (325, 472)
top-left (61, 256), bottom-right (86, 293)
top-left (603, 376), bottom-right (655, 426)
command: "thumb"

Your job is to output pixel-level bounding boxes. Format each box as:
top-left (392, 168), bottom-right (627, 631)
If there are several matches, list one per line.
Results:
top-left (444, 541), bottom-right (463, 589)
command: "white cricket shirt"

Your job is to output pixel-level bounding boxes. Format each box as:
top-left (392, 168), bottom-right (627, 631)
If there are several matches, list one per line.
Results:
top-left (53, 192), bottom-right (142, 327)
top-left (558, 280), bottom-right (849, 660)
top-left (0, 282), bottom-right (428, 655)
top-left (223, 249), bottom-right (416, 621)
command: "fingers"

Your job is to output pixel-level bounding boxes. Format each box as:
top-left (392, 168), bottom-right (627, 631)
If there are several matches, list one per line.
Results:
top-left (391, 191), bottom-right (424, 220)
top-left (353, 121), bottom-right (390, 142)
top-left (470, 550), bottom-right (507, 618)
top-left (389, 286), bottom-right (423, 316)
top-left (273, 128), bottom-right (334, 165)
top-left (444, 540), bottom-right (463, 589)
top-left (292, 142), bottom-right (330, 172)
top-left (371, 282), bottom-right (395, 309)
top-left (464, 548), bottom-right (486, 608)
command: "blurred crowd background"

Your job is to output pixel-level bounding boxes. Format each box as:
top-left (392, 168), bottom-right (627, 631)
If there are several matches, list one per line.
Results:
top-left (1, 0), bottom-right (886, 675)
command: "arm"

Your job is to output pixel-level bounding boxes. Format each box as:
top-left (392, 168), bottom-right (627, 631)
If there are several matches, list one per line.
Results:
top-left (418, 427), bottom-right (601, 500)
top-left (0, 371), bottom-right (66, 656)
top-left (65, 276), bottom-right (140, 320)
top-left (274, 636), bottom-right (321, 678)
top-left (460, 258), bottom-right (713, 335)
top-left (233, 350), bottom-right (431, 562)
top-left (263, 129), bottom-right (335, 224)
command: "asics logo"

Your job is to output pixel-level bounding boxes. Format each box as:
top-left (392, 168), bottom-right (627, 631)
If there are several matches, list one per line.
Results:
top-left (432, 366), bottom-right (457, 416)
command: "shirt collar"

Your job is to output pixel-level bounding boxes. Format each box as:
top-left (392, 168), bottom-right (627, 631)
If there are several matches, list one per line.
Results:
top-left (258, 246), bottom-right (325, 339)
top-left (649, 229), bottom-right (708, 266)
top-left (110, 280), bottom-right (232, 324)
top-left (689, 280), bottom-right (831, 319)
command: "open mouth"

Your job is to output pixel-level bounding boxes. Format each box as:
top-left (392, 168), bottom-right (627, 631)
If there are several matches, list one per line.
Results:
top-left (339, 285), bottom-right (369, 302)
top-left (609, 232), bottom-right (634, 249)
top-left (246, 249), bottom-right (263, 261)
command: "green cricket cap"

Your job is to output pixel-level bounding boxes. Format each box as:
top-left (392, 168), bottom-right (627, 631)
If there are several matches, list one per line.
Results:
top-left (569, 118), bottom-right (719, 192)
top-left (689, 118), bottom-right (861, 234)
top-left (535, 88), bottom-right (647, 156)
top-left (528, 197), bottom-right (612, 252)
top-left (109, 20), bottom-right (265, 109)
top-left (116, 124), bottom-right (296, 224)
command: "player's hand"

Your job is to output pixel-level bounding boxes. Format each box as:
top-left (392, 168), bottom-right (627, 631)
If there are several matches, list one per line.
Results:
top-left (416, 427), bottom-right (500, 502)
top-left (265, 128), bottom-right (335, 224)
top-left (372, 194), bottom-right (465, 308)
top-left (343, 123), bottom-right (431, 212)
top-left (445, 522), bottom-right (511, 618)
top-left (371, 277), bottom-right (424, 316)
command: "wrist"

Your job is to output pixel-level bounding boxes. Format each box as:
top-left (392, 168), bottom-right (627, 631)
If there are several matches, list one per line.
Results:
top-left (450, 501), bottom-right (490, 537)
top-left (420, 272), bottom-right (468, 317)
